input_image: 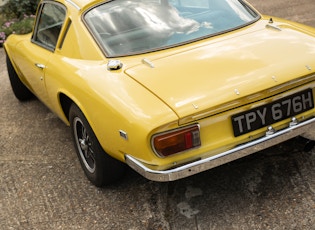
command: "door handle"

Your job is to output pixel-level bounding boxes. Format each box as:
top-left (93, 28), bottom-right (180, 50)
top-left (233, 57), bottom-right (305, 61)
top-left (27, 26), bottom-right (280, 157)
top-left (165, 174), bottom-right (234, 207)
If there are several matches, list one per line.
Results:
top-left (35, 63), bottom-right (46, 69)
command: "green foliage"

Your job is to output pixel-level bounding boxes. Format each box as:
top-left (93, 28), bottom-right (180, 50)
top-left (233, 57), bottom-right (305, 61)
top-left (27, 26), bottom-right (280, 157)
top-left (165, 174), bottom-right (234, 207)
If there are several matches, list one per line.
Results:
top-left (0, 0), bottom-right (39, 44)
top-left (1, 0), bottom-right (39, 19)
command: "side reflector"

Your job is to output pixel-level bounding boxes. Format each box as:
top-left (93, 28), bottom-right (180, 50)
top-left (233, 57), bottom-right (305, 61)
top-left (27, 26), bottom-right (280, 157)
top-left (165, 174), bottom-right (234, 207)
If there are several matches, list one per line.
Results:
top-left (152, 125), bottom-right (201, 157)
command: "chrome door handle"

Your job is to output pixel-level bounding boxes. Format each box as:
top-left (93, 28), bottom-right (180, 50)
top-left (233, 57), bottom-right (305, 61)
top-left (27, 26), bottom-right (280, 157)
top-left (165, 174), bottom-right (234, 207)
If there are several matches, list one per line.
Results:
top-left (35, 63), bottom-right (45, 69)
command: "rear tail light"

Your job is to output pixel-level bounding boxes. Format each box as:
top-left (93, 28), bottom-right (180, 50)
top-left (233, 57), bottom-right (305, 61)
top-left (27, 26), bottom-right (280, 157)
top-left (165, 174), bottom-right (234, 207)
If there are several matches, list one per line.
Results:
top-left (152, 125), bottom-right (201, 157)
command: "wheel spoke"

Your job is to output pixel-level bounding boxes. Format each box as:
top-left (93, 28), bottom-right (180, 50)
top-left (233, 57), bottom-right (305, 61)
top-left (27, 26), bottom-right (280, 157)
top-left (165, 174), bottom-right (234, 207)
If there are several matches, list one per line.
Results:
top-left (85, 148), bottom-right (95, 167)
top-left (74, 117), bottom-right (96, 173)
top-left (82, 126), bottom-right (87, 139)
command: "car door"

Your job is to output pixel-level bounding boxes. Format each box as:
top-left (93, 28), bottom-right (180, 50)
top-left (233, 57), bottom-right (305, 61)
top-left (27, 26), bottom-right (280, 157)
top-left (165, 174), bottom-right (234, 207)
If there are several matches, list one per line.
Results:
top-left (14, 2), bottom-right (66, 105)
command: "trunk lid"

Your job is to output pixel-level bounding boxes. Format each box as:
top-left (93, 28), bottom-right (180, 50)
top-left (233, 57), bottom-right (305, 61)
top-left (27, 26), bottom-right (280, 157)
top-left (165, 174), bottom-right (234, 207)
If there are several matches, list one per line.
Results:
top-left (125, 21), bottom-right (315, 122)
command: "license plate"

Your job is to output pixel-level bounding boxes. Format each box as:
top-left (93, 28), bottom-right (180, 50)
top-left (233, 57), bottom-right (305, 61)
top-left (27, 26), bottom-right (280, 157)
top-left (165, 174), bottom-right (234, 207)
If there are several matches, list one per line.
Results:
top-left (232, 89), bottom-right (314, 137)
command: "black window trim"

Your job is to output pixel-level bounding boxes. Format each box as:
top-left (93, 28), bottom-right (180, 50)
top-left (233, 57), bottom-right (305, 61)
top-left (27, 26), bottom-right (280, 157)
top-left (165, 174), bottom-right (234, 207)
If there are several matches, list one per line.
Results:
top-left (31, 1), bottom-right (67, 52)
top-left (58, 19), bottom-right (72, 49)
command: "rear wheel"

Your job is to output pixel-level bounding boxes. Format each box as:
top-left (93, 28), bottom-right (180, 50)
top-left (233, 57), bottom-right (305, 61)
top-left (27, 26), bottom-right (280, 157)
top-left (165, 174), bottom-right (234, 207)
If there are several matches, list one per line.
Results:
top-left (69, 104), bottom-right (125, 186)
top-left (6, 55), bottom-right (34, 101)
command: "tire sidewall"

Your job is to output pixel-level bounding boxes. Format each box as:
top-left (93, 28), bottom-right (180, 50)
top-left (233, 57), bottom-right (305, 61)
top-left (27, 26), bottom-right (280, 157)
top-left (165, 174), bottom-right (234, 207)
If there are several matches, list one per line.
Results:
top-left (70, 105), bottom-right (105, 185)
top-left (6, 55), bottom-right (34, 101)
top-left (69, 104), bottom-right (125, 186)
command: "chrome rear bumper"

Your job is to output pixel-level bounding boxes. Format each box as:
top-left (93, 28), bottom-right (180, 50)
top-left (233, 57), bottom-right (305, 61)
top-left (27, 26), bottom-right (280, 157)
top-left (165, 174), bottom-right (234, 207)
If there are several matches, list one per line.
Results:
top-left (125, 117), bottom-right (315, 182)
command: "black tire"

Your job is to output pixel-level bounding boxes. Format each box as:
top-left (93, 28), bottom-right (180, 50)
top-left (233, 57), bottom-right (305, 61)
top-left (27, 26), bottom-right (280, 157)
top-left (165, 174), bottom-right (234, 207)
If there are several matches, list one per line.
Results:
top-left (6, 55), bottom-right (34, 101)
top-left (69, 104), bottom-right (125, 186)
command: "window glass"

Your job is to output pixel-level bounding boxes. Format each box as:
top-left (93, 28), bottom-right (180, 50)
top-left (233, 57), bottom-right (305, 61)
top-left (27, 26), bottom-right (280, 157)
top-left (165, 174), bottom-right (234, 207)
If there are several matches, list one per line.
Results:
top-left (169, 0), bottom-right (210, 8)
top-left (84, 0), bottom-right (258, 57)
top-left (33, 3), bottom-right (66, 50)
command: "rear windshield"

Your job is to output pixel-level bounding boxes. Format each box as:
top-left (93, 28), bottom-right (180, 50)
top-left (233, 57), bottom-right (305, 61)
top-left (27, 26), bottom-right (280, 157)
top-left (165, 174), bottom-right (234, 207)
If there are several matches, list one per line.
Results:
top-left (84, 0), bottom-right (258, 57)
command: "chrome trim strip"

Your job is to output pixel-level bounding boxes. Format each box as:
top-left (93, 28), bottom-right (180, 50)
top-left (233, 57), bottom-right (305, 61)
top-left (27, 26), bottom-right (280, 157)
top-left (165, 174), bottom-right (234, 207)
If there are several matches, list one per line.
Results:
top-left (265, 23), bottom-right (282, 31)
top-left (126, 117), bottom-right (315, 182)
top-left (65, 0), bottom-right (81, 10)
top-left (142, 58), bottom-right (155, 68)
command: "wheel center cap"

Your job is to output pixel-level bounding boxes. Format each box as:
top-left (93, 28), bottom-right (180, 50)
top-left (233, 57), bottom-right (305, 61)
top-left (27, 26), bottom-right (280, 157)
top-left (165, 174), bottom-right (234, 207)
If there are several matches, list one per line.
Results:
top-left (80, 139), bottom-right (89, 151)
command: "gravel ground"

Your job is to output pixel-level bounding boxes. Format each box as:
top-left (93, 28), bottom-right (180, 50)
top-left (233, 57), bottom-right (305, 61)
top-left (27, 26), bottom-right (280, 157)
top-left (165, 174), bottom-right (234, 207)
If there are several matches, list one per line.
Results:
top-left (1, 0), bottom-right (315, 229)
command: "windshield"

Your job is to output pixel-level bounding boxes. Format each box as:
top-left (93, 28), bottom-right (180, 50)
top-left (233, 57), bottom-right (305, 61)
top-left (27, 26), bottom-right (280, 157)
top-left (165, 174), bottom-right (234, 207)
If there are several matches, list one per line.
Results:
top-left (84, 0), bottom-right (258, 57)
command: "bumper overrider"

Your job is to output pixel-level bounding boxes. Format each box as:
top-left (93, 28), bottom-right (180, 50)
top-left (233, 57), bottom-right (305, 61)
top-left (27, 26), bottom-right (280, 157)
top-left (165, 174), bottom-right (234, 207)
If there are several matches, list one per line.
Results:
top-left (125, 117), bottom-right (315, 182)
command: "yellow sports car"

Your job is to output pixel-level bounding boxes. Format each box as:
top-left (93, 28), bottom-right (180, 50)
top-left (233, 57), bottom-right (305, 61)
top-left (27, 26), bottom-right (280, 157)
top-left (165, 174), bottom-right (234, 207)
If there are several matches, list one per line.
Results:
top-left (4, 0), bottom-right (315, 186)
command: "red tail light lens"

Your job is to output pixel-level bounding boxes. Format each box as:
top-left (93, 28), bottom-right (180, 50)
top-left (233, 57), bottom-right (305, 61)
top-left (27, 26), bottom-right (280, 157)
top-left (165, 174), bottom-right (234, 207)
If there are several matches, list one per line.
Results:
top-left (152, 125), bottom-right (201, 157)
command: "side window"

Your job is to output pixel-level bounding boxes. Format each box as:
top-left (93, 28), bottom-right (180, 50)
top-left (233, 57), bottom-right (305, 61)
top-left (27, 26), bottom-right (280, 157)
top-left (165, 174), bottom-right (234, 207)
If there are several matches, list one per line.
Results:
top-left (32, 3), bottom-right (66, 51)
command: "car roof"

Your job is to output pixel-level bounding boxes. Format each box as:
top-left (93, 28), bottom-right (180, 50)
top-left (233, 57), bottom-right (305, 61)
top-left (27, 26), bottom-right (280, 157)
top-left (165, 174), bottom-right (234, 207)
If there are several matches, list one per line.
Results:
top-left (57, 0), bottom-right (103, 11)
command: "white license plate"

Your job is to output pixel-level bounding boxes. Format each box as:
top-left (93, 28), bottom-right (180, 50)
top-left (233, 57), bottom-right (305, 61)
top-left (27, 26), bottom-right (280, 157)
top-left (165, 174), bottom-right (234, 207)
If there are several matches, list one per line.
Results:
top-left (232, 89), bottom-right (314, 137)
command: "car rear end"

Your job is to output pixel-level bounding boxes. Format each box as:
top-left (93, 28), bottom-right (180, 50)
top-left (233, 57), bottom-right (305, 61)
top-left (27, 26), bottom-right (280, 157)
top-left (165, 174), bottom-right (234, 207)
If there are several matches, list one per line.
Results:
top-left (124, 19), bottom-right (315, 181)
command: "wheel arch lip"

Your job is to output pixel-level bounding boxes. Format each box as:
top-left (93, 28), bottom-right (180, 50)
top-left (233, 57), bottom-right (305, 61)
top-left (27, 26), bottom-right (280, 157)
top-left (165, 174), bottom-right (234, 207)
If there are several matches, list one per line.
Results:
top-left (56, 88), bottom-right (180, 163)
top-left (58, 92), bottom-right (75, 123)
top-left (4, 43), bottom-right (18, 74)
top-left (57, 90), bottom-right (93, 127)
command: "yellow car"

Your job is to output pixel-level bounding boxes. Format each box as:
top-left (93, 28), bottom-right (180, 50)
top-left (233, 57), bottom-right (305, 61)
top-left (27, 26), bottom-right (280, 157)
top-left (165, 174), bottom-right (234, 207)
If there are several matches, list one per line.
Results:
top-left (4, 0), bottom-right (315, 186)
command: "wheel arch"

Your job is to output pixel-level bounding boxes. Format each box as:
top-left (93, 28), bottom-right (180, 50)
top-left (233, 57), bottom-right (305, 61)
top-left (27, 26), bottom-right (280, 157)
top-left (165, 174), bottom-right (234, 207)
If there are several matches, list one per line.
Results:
top-left (59, 92), bottom-right (74, 122)
top-left (4, 45), bottom-right (18, 77)
top-left (58, 92), bottom-right (93, 126)
top-left (58, 91), bottom-right (129, 163)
